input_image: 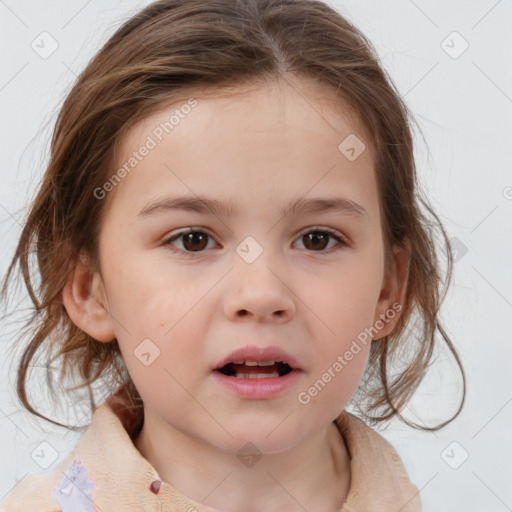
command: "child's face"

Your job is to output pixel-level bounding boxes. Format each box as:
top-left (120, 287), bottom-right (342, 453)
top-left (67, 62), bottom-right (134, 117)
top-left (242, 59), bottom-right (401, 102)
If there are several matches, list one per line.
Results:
top-left (90, 79), bottom-right (402, 452)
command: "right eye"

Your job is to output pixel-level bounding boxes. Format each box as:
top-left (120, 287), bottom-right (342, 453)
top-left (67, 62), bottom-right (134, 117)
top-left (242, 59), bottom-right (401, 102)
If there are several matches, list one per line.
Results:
top-left (162, 229), bottom-right (217, 255)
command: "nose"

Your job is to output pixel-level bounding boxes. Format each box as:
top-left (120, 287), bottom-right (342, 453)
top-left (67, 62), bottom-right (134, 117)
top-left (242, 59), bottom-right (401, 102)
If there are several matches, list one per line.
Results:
top-left (223, 258), bottom-right (296, 323)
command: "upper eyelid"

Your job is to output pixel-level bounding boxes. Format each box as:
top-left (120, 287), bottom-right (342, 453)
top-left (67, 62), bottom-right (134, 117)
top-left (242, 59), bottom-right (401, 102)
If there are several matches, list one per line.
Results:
top-left (166, 225), bottom-right (345, 235)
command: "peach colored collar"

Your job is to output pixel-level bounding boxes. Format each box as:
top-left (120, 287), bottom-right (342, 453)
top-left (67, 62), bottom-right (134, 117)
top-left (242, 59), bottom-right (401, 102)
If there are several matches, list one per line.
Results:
top-left (0, 401), bottom-right (421, 512)
top-left (334, 411), bottom-right (421, 511)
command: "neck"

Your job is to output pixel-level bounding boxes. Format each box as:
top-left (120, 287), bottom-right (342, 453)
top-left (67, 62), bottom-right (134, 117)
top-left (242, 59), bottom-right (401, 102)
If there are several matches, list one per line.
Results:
top-left (134, 410), bottom-right (351, 512)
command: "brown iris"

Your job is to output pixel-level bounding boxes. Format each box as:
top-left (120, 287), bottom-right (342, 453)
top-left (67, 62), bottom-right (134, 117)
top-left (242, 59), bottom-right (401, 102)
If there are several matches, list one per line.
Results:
top-left (182, 232), bottom-right (209, 251)
top-left (302, 232), bottom-right (329, 251)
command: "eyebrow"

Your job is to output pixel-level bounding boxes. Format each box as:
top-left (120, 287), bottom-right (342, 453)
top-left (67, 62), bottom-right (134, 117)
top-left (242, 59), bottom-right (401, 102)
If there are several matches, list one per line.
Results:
top-left (136, 195), bottom-right (369, 220)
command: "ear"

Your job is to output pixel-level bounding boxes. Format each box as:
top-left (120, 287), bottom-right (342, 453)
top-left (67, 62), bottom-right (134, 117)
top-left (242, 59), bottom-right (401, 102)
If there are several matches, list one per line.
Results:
top-left (372, 239), bottom-right (410, 340)
top-left (61, 251), bottom-right (116, 342)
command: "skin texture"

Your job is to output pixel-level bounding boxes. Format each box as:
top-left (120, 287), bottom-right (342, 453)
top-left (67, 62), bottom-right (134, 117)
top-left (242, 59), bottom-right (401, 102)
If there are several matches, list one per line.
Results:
top-left (63, 77), bottom-right (409, 512)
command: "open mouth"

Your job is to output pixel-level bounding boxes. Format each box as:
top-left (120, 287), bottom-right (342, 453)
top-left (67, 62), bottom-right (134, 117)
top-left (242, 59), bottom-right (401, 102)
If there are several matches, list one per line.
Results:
top-left (216, 361), bottom-right (294, 379)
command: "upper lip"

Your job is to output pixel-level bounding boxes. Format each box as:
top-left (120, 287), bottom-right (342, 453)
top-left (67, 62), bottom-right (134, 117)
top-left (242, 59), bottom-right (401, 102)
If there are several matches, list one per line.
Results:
top-left (213, 345), bottom-right (302, 371)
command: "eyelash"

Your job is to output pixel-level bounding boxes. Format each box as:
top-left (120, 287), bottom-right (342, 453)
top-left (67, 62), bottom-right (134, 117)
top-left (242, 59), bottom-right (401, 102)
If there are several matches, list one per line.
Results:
top-left (161, 227), bottom-right (348, 257)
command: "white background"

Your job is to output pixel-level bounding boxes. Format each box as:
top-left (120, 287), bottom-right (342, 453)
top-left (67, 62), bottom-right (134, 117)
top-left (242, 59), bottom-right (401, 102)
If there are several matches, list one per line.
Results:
top-left (1, 1), bottom-right (511, 511)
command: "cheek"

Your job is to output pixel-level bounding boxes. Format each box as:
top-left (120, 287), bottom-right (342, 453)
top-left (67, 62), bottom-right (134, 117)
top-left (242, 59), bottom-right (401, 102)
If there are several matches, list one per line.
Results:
top-left (309, 255), bottom-right (384, 332)
top-left (301, 250), bottom-right (382, 396)
top-left (296, 341), bottom-right (371, 424)
top-left (113, 278), bottom-right (208, 376)
top-left (114, 294), bottom-right (204, 413)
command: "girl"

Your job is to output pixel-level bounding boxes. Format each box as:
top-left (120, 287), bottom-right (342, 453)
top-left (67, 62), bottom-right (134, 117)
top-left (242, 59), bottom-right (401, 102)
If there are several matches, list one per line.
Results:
top-left (0, 1), bottom-right (466, 511)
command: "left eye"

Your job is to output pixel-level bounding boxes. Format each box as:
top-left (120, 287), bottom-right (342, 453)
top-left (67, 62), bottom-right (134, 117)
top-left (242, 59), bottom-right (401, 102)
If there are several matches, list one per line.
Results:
top-left (294, 228), bottom-right (347, 252)
top-left (162, 228), bottom-right (347, 255)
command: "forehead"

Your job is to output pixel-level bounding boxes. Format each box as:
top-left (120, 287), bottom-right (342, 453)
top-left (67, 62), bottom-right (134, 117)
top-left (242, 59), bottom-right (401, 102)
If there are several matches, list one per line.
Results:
top-left (117, 76), bottom-right (372, 160)
top-left (104, 78), bottom-right (377, 222)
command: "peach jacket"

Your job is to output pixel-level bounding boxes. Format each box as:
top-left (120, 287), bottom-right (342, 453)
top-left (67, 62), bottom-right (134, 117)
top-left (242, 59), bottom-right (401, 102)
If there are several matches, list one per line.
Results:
top-left (1, 401), bottom-right (421, 511)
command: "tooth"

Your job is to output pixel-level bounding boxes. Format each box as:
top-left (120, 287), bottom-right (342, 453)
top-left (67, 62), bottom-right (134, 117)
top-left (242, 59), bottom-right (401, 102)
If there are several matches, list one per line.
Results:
top-left (244, 360), bottom-right (276, 366)
top-left (234, 372), bottom-right (280, 379)
top-left (233, 360), bottom-right (244, 364)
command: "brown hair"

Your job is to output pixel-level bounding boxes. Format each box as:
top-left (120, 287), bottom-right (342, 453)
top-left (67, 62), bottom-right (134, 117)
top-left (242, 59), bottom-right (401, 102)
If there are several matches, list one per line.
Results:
top-left (1, 0), bottom-right (465, 437)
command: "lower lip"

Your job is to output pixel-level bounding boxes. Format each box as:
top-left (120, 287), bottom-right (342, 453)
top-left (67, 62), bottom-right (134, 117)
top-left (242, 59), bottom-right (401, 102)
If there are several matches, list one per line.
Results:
top-left (211, 369), bottom-right (302, 399)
